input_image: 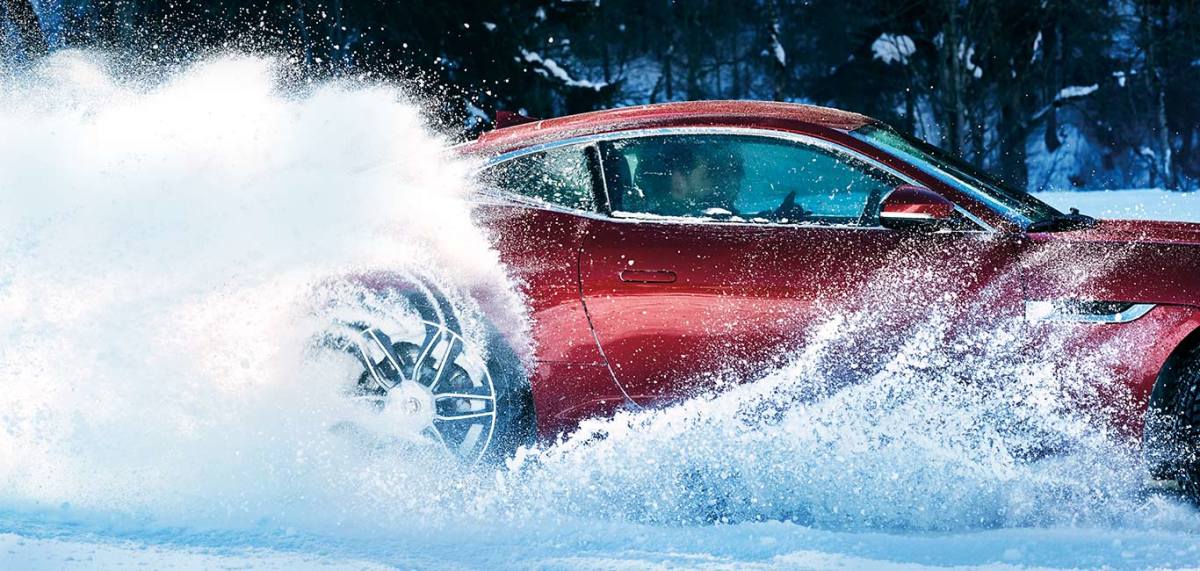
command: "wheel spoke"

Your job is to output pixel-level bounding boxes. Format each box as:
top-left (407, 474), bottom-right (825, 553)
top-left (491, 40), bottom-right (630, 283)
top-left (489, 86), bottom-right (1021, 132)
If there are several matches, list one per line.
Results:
top-left (363, 329), bottom-right (408, 386)
top-left (424, 424), bottom-right (447, 447)
top-left (351, 338), bottom-right (394, 391)
top-left (427, 336), bottom-right (462, 392)
top-left (410, 325), bottom-right (445, 384)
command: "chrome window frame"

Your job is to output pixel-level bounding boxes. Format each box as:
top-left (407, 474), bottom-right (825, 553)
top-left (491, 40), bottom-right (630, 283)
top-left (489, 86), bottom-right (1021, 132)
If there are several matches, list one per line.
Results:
top-left (476, 127), bottom-right (996, 232)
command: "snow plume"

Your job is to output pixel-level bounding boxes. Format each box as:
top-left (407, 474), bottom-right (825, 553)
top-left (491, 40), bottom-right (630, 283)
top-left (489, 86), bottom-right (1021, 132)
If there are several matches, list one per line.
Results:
top-left (0, 50), bottom-right (526, 531)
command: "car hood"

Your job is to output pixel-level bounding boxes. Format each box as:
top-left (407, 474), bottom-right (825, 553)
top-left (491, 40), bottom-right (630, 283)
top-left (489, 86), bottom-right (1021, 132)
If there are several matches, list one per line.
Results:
top-left (1025, 219), bottom-right (1200, 308)
top-left (1045, 219), bottom-right (1200, 246)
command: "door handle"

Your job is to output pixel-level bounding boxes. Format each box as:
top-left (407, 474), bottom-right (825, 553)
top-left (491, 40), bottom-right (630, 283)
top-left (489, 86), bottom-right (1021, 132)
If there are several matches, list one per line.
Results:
top-left (619, 269), bottom-right (677, 284)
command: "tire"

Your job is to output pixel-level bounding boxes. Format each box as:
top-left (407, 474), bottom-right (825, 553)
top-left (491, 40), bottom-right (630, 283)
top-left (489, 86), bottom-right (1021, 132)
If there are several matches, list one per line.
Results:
top-left (1175, 381), bottom-right (1200, 497)
top-left (1145, 346), bottom-right (1200, 500)
top-left (316, 273), bottom-right (536, 465)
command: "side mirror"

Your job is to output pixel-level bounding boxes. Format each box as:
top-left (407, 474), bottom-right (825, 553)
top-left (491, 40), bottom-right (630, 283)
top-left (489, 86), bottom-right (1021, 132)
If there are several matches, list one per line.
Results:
top-left (879, 185), bottom-right (956, 231)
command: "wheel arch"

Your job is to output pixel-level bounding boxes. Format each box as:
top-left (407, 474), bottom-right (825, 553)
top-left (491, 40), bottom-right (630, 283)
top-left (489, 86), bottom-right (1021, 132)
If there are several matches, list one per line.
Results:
top-left (1148, 320), bottom-right (1200, 419)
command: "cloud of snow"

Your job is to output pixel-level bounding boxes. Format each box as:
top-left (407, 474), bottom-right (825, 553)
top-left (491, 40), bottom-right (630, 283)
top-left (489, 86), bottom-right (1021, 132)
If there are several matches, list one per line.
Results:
top-left (0, 50), bottom-right (526, 532)
top-left (502, 244), bottom-right (1187, 531)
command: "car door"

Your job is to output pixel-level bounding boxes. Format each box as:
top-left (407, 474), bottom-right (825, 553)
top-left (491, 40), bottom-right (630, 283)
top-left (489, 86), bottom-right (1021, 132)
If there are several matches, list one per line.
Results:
top-left (578, 130), bottom-right (1024, 404)
top-left (473, 144), bottom-right (632, 434)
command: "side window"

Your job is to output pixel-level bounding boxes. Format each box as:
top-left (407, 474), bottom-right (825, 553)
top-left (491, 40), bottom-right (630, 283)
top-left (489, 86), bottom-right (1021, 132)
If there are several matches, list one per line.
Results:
top-left (479, 146), bottom-right (595, 211)
top-left (599, 134), bottom-right (902, 225)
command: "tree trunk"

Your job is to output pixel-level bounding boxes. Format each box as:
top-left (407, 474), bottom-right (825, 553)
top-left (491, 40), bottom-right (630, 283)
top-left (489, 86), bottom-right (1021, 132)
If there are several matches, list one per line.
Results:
top-left (684, 4), bottom-right (701, 100)
top-left (1000, 96), bottom-right (1029, 191)
top-left (970, 96), bottom-right (985, 167)
top-left (1156, 86), bottom-right (1174, 189)
top-left (663, 43), bottom-right (674, 100)
top-left (1145, 1), bottom-right (1176, 190)
top-left (939, 0), bottom-right (965, 156)
top-left (905, 86), bottom-right (916, 134)
top-left (767, 0), bottom-right (786, 101)
top-left (294, 0), bottom-right (314, 66)
top-left (1137, 0), bottom-right (1176, 191)
top-left (1043, 22), bottom-right (1063, 153)
top-left (731, 32), bottom-right (741, 99)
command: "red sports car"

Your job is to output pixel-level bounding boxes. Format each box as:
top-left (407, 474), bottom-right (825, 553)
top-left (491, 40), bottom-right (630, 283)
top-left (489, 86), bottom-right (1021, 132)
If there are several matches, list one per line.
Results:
top-left (331, 101), bottom-right (1200, 496)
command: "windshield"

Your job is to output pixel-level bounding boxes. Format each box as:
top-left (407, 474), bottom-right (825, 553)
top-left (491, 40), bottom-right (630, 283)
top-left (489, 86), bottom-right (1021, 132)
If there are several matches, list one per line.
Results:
top-left (854, 124), bottom-right (1062, 226)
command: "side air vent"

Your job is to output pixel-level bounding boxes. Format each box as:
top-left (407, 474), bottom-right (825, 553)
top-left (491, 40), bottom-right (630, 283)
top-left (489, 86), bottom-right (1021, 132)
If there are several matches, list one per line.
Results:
top-left (1025, 300), bottom-right (1156, 324)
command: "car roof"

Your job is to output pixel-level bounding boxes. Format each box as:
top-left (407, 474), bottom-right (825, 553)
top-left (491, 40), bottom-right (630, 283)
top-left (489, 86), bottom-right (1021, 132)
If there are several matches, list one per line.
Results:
top-left (464, 100), bottom-right (876, 156)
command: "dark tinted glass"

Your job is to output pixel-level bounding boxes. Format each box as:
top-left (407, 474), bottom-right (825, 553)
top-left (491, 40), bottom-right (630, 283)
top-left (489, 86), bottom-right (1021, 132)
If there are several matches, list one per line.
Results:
top-left (480, 146), bottom-right (595, 211)
top-left (600, 134), bottom-right (899, 225)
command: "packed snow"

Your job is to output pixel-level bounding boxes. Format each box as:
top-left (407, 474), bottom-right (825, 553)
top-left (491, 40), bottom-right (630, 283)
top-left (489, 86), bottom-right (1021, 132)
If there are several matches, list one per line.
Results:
top-left (1055, 84), bottom-right (1099, 101)
top-left (1, 53), bottom-right (1199, 570)
top-left (871, 34), bottom-right (915, 66)
top-left (520, 48), bottom-right (608, 91)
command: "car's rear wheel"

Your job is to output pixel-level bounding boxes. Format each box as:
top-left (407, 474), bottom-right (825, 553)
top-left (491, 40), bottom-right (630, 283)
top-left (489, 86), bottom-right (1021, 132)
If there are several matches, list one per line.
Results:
top-left (317, 275), bottom-right (535, 465)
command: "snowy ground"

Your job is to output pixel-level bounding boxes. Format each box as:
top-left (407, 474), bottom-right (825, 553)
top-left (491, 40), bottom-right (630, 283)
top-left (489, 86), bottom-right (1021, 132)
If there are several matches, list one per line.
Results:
top-left (4, 518), bottom-right (1200, 570)
top-left (1038, 189), bottom-right (1200, 223)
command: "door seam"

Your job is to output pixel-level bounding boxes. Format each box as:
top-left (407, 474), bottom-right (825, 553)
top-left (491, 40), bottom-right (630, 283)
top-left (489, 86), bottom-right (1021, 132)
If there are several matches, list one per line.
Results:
top-left (575, 246), bottom-right (641, 408)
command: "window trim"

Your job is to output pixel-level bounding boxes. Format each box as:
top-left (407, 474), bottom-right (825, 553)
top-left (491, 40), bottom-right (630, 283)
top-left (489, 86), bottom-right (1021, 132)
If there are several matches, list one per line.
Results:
top-left (478, 127), bottom-right (995, 232)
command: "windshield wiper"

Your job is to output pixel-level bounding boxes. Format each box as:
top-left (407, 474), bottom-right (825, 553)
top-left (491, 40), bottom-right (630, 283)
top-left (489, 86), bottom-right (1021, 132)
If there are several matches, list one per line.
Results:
top-left (1026, 207), bottom-right (1098, 233)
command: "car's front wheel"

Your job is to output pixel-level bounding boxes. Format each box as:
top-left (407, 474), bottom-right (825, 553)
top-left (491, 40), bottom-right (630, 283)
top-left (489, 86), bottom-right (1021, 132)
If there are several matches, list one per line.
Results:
top-left (1145, 347), bottom-right (1200, 500)
top-left (1164, 379), bottom-right (1200, 498)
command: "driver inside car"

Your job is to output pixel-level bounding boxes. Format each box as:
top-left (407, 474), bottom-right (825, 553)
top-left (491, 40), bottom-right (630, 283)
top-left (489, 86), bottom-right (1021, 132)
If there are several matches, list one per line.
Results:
top-left (635, 140), bottom-right (744, 218)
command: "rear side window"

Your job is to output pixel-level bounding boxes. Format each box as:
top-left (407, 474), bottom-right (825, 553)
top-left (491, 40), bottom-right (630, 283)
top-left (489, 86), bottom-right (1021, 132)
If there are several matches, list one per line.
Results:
top-left (479, 146), bottom-right (595, 212)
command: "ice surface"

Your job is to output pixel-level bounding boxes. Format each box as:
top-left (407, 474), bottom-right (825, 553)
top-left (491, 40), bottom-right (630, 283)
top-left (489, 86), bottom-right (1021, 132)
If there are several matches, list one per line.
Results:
top-left (0, 53), bottom-right (1198, 569)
